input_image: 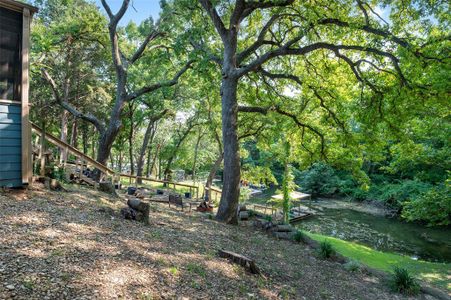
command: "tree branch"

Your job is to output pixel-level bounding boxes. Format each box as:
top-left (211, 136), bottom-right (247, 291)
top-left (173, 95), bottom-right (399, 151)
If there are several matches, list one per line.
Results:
top-left (237, 105), bottom-right (326, 158)
top-left (198, 0), bottom-right (228, 40)
top-left (129, 31), bottom-right (162, 64)
top-left (41, 68), bottom-right (106, 134)
top-left (126, 60), bottom-right (194, 101)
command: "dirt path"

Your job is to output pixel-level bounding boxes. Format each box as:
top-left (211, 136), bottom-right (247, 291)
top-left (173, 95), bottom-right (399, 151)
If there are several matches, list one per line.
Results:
top-left (0, 184), bottom-right (428, 299)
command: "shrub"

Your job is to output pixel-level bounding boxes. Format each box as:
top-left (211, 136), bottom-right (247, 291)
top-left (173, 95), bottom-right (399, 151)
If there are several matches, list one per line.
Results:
top-left (390, 267), bottom-right (420, 295)
top-left (350, 188), bottom-right (368, 202)
top-left (293, 230), bottom-right (306, 243)
top-left (264, 215), bottom-right (273, 222)
top-left (344, 260), bottom-right (361, 272)
top-left (402, 183), bottom-right (451, 226)
top-left (367, 180), bottom-right (432, 209)
top-left (297, 163), bottom-right (340, 196)
top-left (318, 240), bottom-right (335, 259)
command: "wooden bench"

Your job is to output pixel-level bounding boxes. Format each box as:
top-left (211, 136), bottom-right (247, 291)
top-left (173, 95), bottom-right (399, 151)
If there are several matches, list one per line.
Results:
top-left (168, 194), bottom-right (192, 211)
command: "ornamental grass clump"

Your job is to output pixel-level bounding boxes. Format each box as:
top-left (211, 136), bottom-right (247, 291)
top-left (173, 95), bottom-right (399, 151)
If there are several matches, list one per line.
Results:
top-left (318, 240), bottom-right (335, 259)
top-left (293, 230), bottom-right (307, 243)
top-left (390, 267), bottom-right (420, 295)
top-left (344, 260), bottom-right (361, 272)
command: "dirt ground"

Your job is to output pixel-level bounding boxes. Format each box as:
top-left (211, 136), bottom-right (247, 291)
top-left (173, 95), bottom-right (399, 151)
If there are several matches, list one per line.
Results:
top-left (0, 184), bottom-right (434, 299)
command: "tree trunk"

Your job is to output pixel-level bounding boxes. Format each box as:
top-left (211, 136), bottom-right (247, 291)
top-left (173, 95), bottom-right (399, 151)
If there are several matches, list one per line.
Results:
top-left (145, 145), bottom-right (152, 177)
top-left (70, 118), bottom-right (78, 148)
top-left (59, 110), bottom-right (69, 164)
top-left (119, 149), bottom-right (123, 173)
top-left (82, 124), bottom-right (88, 154)
top-left (93, 95), bottom-right (124, 180)
top-left (192, 129), bottom-right (204, 182)
top-left (39, 121), bottom-right (46, 177)
top-left (150, 144), bottom-right (160, 178)
top-left (216, 76), bottom-right (240, 224)
top-left (128, 104), bottom-right (135, 175)
top-left (205, 152), bottom-right (223, 202)
top-left (163, 122), bottom-right (197, 181)
top-left (137, 121), bottom-right (156, 183)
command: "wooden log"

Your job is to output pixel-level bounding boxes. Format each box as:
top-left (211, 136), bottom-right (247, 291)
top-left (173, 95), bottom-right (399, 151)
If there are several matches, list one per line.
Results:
top-left (239, 211), bottom-right (249, 220)
top-left (98, 182), bottom-right (117, 196)
top-left (127, 198), bottom-right (150, 224)
top-left (218, 250), bottom-right (260, 274)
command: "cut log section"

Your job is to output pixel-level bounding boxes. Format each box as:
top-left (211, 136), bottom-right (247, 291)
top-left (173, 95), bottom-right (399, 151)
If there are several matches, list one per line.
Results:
top-left (218, 250), bottom-right (260, 274)
top-left (120, 198), bottom-right (150, 224)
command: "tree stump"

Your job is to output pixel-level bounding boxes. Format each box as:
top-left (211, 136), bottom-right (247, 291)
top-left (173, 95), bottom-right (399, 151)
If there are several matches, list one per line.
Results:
top-left (41, 177), bottom-right (66, 191)
top-left (127, 198), bottom-right (150, 224)
top-left (99, 182), bottom-right (117, 197)
top-left (239, 211), bottom-right (249, 220)
top-left (218, 250), bottom-right (260, 274)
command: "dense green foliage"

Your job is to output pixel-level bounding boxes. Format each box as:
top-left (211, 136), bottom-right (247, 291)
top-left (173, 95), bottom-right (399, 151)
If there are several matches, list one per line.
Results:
top-left (26, 0), bottom-right (449, 225)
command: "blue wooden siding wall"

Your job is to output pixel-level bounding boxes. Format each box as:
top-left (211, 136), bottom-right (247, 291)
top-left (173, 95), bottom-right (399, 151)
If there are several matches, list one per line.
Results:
top-left (0, 104), bottom-right (22, 187)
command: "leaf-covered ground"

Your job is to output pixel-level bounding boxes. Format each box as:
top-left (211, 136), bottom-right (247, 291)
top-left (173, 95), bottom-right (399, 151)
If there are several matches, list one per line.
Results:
top-left (0, 184), bottom-right (436, 299)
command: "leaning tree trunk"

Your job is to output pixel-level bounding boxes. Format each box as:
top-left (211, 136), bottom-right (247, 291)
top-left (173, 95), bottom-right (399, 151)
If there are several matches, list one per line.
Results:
top-left (94, 107), bottom-right (122, 180)
top-left (216, 77), bottom-right (241, 224)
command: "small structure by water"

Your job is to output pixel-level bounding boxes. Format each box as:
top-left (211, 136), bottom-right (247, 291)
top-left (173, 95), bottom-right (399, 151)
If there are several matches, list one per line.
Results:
top-left (270, 191), bottom-right (315, 223)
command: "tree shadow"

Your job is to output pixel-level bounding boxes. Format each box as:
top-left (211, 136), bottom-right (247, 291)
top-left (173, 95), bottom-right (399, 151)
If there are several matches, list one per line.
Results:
top-left (0, 185), bottom-right (415, 299)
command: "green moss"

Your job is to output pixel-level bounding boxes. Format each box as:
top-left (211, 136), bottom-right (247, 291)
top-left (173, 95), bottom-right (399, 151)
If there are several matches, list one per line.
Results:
top-left (306, 232), bottom-right (451, 291)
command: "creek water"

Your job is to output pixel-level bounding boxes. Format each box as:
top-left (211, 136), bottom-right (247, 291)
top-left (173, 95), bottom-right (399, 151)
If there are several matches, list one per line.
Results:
top-left (298, 207), bottom-right (451, 262)
top-left (249, 190), bottom-right (451, 263)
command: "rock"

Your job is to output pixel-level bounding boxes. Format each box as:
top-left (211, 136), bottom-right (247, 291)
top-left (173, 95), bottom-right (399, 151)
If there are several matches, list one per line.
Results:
top-left (6, 284), bottom-right (15, 290)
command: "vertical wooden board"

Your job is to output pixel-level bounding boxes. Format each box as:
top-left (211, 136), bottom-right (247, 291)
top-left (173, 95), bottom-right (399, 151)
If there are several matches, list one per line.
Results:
top-left (21, 8), bottom-right (31, 185)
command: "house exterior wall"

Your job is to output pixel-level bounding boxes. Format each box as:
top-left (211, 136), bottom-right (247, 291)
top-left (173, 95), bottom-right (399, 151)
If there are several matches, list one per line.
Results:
top-left (0, 1), bottom-right (36, 188)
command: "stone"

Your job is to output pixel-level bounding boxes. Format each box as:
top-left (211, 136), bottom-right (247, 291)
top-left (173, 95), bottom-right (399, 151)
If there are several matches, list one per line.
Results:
top-left (6, 284), bottom-right (15, 290)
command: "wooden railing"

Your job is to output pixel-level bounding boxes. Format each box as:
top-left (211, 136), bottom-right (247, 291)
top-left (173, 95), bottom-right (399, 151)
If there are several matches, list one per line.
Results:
top-left (31, 122), bottom-right (201, 198)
